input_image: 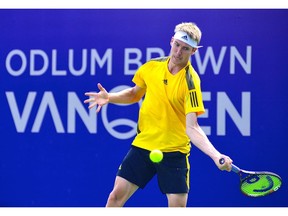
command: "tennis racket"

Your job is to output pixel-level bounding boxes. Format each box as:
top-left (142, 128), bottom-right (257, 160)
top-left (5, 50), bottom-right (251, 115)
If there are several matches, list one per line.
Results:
top-left (219, 158), bottom-right (282, 197)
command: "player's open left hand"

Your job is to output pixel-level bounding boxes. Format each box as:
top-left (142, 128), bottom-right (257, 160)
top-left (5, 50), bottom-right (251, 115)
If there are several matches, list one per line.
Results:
top-left (84, 83), bottom-right (109, 113)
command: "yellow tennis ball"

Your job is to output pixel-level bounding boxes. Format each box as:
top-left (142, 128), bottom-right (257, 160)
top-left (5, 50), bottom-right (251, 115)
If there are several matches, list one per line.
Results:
top-left (149, 149), bottom-right (163, 163)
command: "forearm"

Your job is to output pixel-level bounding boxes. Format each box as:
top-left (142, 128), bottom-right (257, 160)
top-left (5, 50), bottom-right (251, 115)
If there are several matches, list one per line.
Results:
top-left (108, 87), bottom-right (141, 104)
top-left (187, 125), bottom-right (221, 161)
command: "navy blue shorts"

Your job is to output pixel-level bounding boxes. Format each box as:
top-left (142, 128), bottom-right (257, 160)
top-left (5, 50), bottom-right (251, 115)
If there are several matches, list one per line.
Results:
top-left (117, 145), bottom-right (190, 194)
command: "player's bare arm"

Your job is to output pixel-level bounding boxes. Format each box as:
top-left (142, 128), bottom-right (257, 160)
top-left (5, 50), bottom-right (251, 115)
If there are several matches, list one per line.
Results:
top-left (108, 85), bottom-right (146, 104)
top-left (185, 112), bottom-right (232, 171)
top-left (84, 83), bottom-right (145, 112)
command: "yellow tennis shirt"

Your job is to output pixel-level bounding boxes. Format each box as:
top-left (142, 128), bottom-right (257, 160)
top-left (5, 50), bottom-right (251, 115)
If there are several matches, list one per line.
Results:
top-left (132, 57), bottom-right (205, 154)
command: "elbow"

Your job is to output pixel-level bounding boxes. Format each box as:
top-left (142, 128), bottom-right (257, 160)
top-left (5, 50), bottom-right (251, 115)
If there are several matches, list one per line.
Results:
top-left (131, 95), bottom-right (141, 103)
top-left (130, 87), bottom-right (145, 103)
top-left (129, 94), bottom-right (141, 103)
top-left (185, 125), bottom-right (194, 137)
top-left (185, 122), bottom-right (202, 138)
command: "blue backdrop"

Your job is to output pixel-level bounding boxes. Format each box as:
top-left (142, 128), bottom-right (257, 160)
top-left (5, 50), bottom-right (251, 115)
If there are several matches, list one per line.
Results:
top-left (0, 9), bottom-right (287, 207)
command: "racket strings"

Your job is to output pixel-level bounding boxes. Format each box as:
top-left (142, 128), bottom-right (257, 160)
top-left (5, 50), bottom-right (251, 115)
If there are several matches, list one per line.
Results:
top-left (241, 174), bottom-right (282, 197)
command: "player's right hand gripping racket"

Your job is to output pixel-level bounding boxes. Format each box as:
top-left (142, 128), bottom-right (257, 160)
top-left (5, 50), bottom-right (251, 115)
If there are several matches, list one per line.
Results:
top-left (219, 158), bottom-right (282, 197)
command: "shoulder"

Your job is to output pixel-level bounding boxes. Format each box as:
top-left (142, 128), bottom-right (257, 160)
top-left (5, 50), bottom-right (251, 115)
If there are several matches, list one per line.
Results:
top-left (184, 63), bottom-right (201, 90)
top-left (148, 56), bottom-right (169, 63)
top-left (186, 63), bottom-right (200, 80)
top-left (138, 56), bottom-right (169, 72)
top-left (143, 56), bottom-right (169, 67)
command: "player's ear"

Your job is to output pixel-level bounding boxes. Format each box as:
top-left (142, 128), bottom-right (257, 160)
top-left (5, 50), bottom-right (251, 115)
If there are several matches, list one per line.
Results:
top-left (192, 47), bottom-right (198, 54)
top-left (170, 37), bottom-right (174, 46)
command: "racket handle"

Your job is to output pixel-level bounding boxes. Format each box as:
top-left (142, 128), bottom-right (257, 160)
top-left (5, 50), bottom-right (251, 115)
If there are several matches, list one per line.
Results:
top-left (219, 158), bottom-right (225, 165)
top-left (219, 158), bottom-right (240, 173)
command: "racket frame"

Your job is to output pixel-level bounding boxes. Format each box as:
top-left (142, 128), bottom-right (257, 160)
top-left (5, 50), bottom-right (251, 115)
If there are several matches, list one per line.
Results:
top-left (219, 158), bottom-right (282, 197)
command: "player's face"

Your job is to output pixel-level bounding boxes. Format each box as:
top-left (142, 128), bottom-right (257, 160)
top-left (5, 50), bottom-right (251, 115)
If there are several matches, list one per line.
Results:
top-left (170, 38), bottom-right (196, 66)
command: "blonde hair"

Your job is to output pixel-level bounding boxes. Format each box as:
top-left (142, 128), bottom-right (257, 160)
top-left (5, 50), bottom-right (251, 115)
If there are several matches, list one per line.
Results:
top-left (174, 22), bottom-right (202, 44)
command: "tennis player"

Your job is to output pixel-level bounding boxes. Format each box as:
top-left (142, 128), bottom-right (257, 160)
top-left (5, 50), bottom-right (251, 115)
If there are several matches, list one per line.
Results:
top-left (84, 22), bottom-right (233, 207)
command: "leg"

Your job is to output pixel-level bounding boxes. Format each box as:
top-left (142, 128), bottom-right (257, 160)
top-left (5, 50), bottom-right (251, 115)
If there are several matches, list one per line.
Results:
top-left (166, 193), bottom-right (188, 207)
top-left (106, 176), bottom-right (139, 207)
top-left (157, 152), bottom-right (190, 207)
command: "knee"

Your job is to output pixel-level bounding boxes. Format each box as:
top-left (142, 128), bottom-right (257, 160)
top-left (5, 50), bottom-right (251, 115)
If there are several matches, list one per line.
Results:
top-left (106, 191), bottom-right (125, 207)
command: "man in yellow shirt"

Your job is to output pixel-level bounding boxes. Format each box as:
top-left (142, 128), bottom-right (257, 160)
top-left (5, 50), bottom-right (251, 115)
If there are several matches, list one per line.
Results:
top-left (84, 22), bottom-right (233, 207)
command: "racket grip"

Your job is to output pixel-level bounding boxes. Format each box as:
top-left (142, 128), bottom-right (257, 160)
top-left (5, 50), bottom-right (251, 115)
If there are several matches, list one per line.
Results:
top-left (219, 158), bottom-right (225, 165)
top-left (219, 158), bottom-right (240, 173)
